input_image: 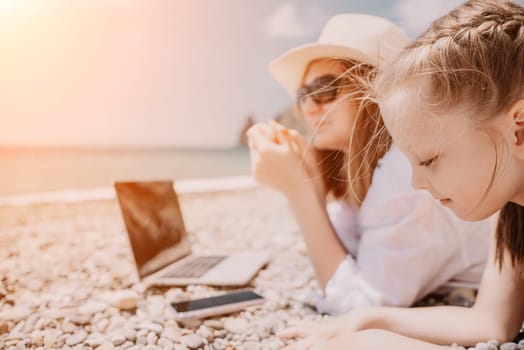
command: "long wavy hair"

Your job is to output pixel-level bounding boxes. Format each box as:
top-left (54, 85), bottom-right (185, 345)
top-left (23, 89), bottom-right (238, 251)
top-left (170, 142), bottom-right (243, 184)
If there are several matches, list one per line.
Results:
top-left (300, 58), bottom-right (392, 207)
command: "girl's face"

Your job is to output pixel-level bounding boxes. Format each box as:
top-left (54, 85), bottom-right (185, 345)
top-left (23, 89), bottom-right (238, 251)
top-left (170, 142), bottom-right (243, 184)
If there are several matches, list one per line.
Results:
top-left (298, 59), bottom-right (357, 151)
top-left (382, 94), bottom-right (524, 221)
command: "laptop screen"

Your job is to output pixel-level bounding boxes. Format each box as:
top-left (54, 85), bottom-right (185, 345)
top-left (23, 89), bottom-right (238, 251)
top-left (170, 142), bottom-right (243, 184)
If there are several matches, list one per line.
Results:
top-left (114, 181), bottom-right (191, 279)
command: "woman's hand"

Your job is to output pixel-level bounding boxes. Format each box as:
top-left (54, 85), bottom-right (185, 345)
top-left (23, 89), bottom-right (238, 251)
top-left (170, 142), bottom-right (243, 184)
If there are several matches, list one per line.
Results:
top-left (268, 121), bottom-right (326, 197)
top-left (247, 121), bottom-right (322, 198)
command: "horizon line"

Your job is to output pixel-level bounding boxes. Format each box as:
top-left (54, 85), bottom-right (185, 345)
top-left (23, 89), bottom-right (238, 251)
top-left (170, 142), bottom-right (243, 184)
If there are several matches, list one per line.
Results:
top-left (0, 144), bottom-right (248, 153)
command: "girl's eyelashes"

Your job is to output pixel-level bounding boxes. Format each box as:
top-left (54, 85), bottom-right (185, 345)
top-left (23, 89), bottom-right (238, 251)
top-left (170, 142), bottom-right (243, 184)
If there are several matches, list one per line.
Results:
top-left (419, 156), bottom-right (438, 167)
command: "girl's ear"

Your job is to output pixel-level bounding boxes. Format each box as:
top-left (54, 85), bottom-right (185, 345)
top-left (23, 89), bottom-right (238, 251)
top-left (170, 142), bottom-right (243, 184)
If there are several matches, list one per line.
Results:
top-left (516, 111), bottom-right (524, 146)
top-left (509, 99), bottom-right (524, 159)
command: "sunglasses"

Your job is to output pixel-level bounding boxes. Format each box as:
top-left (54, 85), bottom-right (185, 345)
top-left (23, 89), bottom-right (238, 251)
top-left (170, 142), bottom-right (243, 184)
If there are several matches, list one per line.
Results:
top-left (296, 74), bottom-right (342, 109)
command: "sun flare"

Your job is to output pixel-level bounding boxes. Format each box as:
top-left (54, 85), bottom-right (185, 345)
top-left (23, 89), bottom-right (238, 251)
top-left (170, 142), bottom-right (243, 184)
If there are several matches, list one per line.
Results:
top-left (0, 0), bottom-right (43, 14)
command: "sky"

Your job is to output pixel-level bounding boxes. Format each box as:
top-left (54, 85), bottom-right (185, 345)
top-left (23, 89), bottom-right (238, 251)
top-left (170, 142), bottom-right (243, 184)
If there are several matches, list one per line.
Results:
top-left (0, 0), bottom-right (513, 148)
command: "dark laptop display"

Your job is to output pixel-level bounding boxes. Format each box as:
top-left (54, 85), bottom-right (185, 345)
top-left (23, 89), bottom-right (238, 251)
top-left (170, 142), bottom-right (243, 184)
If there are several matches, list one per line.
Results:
top-left (115, 181), bottom-right (190, 278)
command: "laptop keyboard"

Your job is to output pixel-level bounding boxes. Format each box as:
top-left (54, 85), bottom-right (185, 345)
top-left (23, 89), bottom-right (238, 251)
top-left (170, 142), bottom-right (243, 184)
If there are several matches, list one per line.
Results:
top-left (163, 256), bottom-right (227, 278)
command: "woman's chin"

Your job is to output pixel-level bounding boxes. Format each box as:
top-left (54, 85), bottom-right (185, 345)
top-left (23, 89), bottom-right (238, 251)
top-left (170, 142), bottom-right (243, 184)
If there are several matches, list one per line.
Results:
top-left (312, 137), bottom-right (344, 151)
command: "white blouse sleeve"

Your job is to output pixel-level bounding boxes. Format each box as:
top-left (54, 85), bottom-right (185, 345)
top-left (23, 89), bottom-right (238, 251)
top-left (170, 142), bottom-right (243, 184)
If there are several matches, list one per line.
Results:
top-left (315, 146), bottom-right (491, 315)
top-left (326, 200), bottom-right (360, 258)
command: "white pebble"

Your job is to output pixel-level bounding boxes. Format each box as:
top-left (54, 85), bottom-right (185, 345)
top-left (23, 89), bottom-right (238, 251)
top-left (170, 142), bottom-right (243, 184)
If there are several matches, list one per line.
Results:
top-left (224, 318), bottom-right (250, 334)
top-left (182, 334), bottom-right (204, 349)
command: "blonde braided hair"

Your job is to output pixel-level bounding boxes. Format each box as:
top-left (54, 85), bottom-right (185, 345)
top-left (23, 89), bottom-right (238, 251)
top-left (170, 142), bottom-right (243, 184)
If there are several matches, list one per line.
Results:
top-left (375, 0), bottom-right (524, 271)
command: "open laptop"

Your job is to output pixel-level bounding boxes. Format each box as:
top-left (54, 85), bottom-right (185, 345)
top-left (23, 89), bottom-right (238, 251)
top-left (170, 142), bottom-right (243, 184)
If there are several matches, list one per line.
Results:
top-left (114, 180), bottom-right (271, 286)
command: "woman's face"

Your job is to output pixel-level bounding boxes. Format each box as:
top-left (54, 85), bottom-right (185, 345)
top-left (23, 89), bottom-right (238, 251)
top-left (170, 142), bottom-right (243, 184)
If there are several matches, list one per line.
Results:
top-left (381, 91), bottom-right (524, 221)
top-left (299, 59), bottom-right (357, 151)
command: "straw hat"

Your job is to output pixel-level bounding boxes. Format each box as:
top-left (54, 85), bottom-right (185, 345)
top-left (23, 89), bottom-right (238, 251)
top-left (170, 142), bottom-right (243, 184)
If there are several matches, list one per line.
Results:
top-left (270, 13), bottom-right (409, 96)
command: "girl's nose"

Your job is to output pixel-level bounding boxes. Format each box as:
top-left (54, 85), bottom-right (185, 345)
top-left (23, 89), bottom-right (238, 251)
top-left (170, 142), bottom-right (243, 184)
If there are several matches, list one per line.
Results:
top-left (411, 168), bottom-right (431, 191)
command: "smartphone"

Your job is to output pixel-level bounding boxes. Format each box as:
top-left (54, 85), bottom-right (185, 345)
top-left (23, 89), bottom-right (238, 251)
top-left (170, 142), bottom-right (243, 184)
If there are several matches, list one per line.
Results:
top-left (171, 290), bottom-right (264, 320)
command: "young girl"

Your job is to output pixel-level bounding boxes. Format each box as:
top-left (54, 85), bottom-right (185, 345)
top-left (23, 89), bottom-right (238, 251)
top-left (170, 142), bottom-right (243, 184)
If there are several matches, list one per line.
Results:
top-left (248, 14), bottom-right (493, 316)
top-left (278, 0), bottom-right (524, 348)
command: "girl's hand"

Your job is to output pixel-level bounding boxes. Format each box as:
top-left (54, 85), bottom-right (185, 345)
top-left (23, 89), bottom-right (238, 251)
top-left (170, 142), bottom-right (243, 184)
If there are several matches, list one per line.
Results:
top-left (277, 319), bottom-right (345, 341)
top-left (281, 327), bottom-right (449, 350)
top-left (278, 308), bottom-right (373, 342)
top-left (281, 337), bottom-right (331, 350)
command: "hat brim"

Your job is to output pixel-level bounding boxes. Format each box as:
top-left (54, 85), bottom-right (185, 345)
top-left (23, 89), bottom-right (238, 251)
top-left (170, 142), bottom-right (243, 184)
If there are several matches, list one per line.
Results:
top-left (269, 43), bottom-right (374, 97)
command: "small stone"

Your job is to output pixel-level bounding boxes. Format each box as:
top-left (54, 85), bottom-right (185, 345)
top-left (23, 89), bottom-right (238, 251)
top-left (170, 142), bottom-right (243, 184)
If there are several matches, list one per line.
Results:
top-left (263, 301), bottom-right (279, 312)
top-left (451, 344), bottom-right (466, 350)
top-left (265, 339), bottom-right (285, 350)
top-left (95, 343), bottom-right (115, 350)
top-left (107, 328), bottom-right (133, 344)
top-left (203, 319), bottom-right (223, 330)
top-left (22, 314), bottom-right (39, 333)
top-left (70, 314), bottom-right (91, 325)
top-left (66, 330), bottom-right (88, 346)
top-left (34, 318), bottom-right (45, 331)
top-left (487, 340), bottom-right (500, 347)
top-left (61, 321), bottom-right (78, 333)
top-left (86, 333), bottom-right (107, 347)
top-left (110, 333), bottom-right (126, 346)
top-left (127, 345), bottom-right (144, 350)
top-left (107, 290), bottom-right (139, 310)
top-left (263, 290), bottom-right (281, 301)
top-left (147, 295), bottom-right (165, 316)
top-left (255, 329), bottom-right (270, 339)
top-left (0, 306), bottom-right (31, 322)
top-left (243, 341), bottom-right (260, 350)
top-left (0, 323), bottom-right (9, 335)
top-left (224, 318), bottom-right (250, 334)
top-left (164, 319), bottom-right (180, 329)
top-left (11, 320), bottom-right (25, 334)
top-left (474, 343), bottom-right (497, 350)
top-left (500, 343), bottom-right (519, 350)
top-left (165, 288), bottom-right (186, 301)
top-left (179, 318), bottom-right (202, 329)
top-left (137, 322), bottom-right (163, 334)
top-left (124, 327), bottom-right (137, 340)
top-left (29, 331), bottom-right (45, 347)
top-left (137, 329), bottom-right (149, 338)
top-left (181, 334), bottom-right (204, 349)
top-left (162, 326), bottom-right (181, 342)
top-left (147, 331), bottom-right (158, 345)
top-left (107, 316), bottom-right (127, 332)
top-left (43, 332), bottom-right (59, 347)
top-left (136, 336), bottom-right (147, 345)
top-left (121, 340), bottom-right (135, 349)
top-left (78, 301), bottom-right (107, 316)
top-left (158, 338), bottom-right (174, 350)
top-left (245, 332), bottom-right (260, 342)
top-left (96, 318), bottom-right (110, 333)
top-left (197, 325), bottom-right (214, 342)
top-left (15, 342), bottom-right (26, 350)
top-left (214, 329), bottom-right (228, 339)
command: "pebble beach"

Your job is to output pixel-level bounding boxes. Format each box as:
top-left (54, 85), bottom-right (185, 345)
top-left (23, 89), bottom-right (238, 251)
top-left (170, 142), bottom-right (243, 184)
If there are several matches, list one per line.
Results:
top-left (0, 186), bottom-right (522, 350)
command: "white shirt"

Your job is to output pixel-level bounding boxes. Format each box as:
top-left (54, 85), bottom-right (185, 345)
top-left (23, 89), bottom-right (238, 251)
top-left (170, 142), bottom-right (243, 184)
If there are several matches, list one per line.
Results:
top-left (315, 145), bottom-right (494, 315)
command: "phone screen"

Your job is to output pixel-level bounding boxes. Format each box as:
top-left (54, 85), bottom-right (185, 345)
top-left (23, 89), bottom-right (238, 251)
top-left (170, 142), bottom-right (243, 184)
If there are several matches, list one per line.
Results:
top-left (171, 290), bottom-right (263, 313)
